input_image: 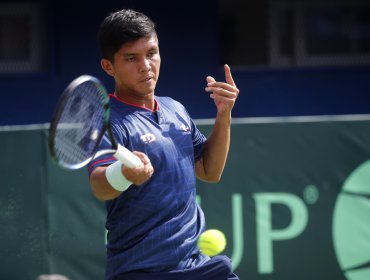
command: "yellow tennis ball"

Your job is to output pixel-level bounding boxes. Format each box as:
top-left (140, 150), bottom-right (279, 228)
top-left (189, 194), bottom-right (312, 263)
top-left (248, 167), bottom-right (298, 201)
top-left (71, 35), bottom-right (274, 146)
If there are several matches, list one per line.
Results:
top-left (198, 229), bottom-right (226, 256)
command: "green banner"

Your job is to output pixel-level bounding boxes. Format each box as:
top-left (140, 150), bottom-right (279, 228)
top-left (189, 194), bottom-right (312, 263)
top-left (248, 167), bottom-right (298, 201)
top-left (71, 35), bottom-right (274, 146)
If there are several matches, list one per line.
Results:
top-left (1, 119), bottom-right (370, 279)
top-left (197, 120), bottom-right (370, 280)
top-left (0, 128), bottom-right (105, 280)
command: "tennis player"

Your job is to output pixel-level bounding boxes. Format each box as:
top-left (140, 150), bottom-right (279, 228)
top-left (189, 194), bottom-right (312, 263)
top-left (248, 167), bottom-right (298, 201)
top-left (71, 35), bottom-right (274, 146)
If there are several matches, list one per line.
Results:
top-left (88, 9), bottom-right (239, 280)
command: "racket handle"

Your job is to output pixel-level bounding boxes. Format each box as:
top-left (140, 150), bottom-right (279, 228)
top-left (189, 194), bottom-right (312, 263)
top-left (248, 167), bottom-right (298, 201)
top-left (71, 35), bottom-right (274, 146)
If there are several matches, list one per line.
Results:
top-left (114, 144), bottom-right (142, 168)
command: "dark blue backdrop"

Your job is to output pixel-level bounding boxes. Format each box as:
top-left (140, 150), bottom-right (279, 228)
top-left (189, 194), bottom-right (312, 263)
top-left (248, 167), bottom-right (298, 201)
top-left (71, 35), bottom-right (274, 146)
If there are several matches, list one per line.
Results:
top-left (1, 0), bottom-right (370, 125)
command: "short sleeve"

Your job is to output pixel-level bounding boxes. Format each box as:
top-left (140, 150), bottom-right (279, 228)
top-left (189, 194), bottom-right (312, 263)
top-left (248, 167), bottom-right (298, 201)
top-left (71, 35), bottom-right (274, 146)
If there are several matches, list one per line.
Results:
top-left (87, 123), bottom-right (128, 175)
top-left (87, 134), bottom-right (116, 175)
top-left (190, 118), bottom-right (206, 161)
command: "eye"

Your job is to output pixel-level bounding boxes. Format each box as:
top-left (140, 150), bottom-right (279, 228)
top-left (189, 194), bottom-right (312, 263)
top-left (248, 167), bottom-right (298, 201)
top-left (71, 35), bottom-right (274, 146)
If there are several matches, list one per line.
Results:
top-left (125, 56), bottom-right (135, 62)
top-left (147, 49), bottom-right (158, 58)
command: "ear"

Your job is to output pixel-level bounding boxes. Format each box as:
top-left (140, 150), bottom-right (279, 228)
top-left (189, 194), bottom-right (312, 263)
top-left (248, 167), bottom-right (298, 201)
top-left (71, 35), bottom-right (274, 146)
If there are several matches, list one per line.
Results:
top-left (100, 59), bottom-right (115, 77)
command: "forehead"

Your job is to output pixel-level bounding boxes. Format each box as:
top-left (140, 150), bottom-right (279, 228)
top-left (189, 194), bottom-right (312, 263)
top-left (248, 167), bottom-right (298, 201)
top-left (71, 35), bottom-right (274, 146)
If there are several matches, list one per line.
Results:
top-left (118, 35), bottom-right (159, 54)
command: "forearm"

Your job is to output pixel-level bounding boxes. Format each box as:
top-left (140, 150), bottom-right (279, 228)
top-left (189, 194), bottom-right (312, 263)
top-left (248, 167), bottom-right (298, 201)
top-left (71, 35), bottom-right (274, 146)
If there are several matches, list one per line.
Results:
top-left (196, 112), bottom-right (231, 182)
top-left (89, 152), bottom-right (154, 200)
top-left (90, 166), bottom-right (122, 200)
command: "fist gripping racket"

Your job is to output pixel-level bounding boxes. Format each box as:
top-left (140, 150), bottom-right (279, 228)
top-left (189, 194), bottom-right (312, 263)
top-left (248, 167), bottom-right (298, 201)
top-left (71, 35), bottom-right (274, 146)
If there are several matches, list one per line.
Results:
top-left (48, 75), bottom-right (141, 169)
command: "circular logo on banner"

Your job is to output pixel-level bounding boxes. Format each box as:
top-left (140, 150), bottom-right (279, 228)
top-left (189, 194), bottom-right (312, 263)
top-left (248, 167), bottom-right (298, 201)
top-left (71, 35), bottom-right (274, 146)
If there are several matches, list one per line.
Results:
top-left (333, 160), bottom-right (370, 280)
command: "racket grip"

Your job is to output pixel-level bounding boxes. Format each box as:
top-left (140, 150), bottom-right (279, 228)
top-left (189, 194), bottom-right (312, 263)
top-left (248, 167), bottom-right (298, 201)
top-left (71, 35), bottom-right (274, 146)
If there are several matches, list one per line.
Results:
top-left (114, 144), bottom-right (142, 168)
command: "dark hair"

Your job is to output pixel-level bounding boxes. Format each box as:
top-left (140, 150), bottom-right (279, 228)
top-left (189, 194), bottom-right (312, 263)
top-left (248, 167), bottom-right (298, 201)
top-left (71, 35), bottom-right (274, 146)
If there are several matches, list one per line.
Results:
top-left (97, 9), bottom-right (157, 61)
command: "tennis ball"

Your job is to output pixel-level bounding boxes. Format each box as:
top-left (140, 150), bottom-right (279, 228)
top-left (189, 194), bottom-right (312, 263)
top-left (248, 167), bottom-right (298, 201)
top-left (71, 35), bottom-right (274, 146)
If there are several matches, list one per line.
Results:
top-left (198, 229), bottom-right (226, 256)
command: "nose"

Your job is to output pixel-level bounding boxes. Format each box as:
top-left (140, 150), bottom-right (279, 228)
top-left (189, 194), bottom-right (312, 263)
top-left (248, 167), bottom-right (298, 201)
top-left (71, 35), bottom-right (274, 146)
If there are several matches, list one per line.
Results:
top-left (139, 58), bottom-right (151, 73)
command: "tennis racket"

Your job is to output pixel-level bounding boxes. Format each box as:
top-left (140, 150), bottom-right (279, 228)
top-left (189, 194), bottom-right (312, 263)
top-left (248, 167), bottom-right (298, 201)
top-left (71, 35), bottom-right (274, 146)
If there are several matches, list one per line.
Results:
top-left (48, 75), bottom-right (142, 170)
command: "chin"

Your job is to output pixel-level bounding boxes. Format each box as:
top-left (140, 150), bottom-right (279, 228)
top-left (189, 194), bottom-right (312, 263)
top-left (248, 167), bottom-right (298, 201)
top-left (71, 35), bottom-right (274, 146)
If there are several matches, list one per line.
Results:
top-left (144, 84), bottom-right (156, 94)
top-left (140, 88), bottom-right (155, 97)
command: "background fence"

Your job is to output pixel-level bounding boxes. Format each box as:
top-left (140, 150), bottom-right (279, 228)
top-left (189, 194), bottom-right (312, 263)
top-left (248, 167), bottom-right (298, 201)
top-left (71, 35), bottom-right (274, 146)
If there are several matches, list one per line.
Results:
top-left (1, 118), bottom-right (370, 280)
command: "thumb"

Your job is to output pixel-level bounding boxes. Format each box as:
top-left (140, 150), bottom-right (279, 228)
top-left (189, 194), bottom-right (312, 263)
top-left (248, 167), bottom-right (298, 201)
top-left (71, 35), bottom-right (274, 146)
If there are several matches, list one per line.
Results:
top-left (206, 76), bottom-right (216, 83)
top-left (132, 151), bottom-right (150, 165)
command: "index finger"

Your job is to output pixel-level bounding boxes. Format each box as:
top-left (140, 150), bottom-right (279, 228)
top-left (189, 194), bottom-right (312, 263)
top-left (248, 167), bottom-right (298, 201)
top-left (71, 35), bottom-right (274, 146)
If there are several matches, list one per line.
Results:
top-left (224, 64), bottom-right (236, 87)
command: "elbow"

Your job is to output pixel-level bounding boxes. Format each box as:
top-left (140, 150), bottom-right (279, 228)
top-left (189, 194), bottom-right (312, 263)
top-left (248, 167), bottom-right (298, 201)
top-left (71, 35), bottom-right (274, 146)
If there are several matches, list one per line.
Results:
top-left (195, 161), bottom-right (224, 183)
top-left (199, 174), bottom-right (222, 183)
top-left (207, 175), bottom-right (222, 183)
top-left (203, 168), bottom-right (224, 183)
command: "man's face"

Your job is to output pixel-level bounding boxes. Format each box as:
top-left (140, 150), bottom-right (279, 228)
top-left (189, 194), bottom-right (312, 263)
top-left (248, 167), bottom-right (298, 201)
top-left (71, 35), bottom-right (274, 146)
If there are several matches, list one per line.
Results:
top-left (103, 34), bottom-right (161, 98)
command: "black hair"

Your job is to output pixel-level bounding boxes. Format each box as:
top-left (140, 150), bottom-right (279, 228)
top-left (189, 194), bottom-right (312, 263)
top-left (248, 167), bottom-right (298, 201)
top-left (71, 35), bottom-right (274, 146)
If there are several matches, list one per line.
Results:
top-left (97, 9), bottom-right (157, 61)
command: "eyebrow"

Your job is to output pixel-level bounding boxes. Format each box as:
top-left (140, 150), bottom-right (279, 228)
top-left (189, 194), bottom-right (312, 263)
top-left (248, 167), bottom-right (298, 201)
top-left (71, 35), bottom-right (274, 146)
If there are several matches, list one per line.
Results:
top-left (123, 53), bottom-right (135, 57)
top-left (123, 47), bottom-right (158, 56)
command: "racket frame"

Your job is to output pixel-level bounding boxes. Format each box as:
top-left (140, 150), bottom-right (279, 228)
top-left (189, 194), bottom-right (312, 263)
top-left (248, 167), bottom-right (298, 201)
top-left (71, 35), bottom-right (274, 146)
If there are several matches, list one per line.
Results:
top-left (48, 75), bottom-right (141, 170)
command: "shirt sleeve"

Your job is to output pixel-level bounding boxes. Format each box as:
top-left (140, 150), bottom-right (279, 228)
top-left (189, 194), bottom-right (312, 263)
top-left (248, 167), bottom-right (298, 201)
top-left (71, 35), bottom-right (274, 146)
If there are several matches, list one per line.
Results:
top-left (190, 118), bottom-right (206, 161)
top-left (87, 134), bottom-right (116, 175)
top-left (87, 123), bottom-right (128, 175)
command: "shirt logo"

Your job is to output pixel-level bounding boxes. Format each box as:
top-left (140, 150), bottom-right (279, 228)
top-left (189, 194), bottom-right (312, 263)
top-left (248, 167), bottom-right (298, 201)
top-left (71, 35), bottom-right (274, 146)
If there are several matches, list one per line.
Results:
top-left (140, 133), bottom-right (156, 144)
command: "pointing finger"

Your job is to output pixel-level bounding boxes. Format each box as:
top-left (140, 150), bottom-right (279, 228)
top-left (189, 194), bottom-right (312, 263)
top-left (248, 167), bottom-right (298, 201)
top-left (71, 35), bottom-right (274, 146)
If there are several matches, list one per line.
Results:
top-left (224, 64), bottom-right (236, 87)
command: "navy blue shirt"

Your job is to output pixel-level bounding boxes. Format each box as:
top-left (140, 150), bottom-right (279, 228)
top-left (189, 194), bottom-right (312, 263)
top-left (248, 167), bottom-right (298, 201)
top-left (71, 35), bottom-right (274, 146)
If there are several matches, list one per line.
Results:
top-left (88, 95), bottom-right (208, 279)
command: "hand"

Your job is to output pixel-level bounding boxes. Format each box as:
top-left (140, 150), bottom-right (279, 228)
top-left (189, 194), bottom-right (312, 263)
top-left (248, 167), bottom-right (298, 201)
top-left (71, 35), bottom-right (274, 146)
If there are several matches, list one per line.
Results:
top-left (205, 64), bottom-right (239, 116)
top-left (122, 151), bottom-right (154, 185)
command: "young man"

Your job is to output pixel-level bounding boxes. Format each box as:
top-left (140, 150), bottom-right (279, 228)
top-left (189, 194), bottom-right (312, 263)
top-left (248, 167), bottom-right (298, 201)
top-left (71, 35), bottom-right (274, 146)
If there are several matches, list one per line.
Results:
top-left (89, 9), bottom-right (240, 280)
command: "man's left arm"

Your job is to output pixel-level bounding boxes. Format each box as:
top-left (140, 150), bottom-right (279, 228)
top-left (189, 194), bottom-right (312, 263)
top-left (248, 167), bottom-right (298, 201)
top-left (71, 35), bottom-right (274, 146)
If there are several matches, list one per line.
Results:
top-left (196, 64), bottom-right (239, 182)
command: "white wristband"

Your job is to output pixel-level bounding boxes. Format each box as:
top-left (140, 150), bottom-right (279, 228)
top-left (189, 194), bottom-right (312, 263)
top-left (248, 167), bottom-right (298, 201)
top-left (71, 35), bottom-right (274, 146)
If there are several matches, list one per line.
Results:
top-left (105, 161), bottom-right (133, 192)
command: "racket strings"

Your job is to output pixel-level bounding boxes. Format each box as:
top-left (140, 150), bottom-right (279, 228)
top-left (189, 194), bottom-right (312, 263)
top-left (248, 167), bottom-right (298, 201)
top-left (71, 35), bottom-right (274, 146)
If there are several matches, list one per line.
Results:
top-left (54, 81), bottom-right (106, 166)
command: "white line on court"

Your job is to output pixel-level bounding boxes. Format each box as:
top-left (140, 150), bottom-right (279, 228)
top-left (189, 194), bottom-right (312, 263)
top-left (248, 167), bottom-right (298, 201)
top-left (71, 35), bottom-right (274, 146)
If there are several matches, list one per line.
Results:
top-left (195, 114), bottom-right (370, 125)
top-left (0, 123), bottom-right (49, 131)
top-left (1, 114), bottom-right (370, 131)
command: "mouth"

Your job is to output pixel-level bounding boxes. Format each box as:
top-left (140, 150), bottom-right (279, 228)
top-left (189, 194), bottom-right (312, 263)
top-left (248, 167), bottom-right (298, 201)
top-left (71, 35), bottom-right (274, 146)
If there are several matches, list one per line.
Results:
top-left (140, 76), bottom-right (153, 83)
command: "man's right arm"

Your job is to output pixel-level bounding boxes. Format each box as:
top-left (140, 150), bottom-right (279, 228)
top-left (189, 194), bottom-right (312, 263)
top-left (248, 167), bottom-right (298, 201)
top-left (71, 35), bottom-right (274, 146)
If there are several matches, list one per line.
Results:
top-left (90, 166), bottom-right (122, 200)
top-left (89, 151), bottom-right (154, 200)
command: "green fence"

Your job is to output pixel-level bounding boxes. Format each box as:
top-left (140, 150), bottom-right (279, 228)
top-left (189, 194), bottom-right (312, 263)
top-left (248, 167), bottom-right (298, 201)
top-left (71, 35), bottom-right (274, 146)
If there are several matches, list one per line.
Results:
top-left (1, 118), bottom-right (370, 280)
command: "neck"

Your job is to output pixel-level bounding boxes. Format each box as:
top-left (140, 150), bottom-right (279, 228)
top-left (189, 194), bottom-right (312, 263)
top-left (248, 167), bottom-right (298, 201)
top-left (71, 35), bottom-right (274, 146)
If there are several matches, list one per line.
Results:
top-left (114, 92), bottom-right (156, 111)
